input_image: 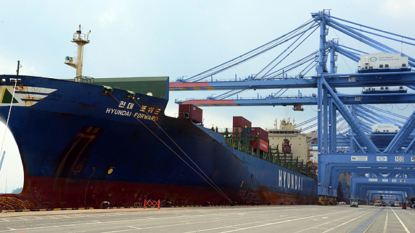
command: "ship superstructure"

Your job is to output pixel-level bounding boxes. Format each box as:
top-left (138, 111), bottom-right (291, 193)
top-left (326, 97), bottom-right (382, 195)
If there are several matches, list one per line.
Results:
top-left (268, 118), bottom-right (316, 162)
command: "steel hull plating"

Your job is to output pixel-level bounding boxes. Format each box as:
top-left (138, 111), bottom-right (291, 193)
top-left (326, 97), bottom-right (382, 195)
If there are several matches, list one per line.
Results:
top-left (0, 75), bottom-right (318, 209)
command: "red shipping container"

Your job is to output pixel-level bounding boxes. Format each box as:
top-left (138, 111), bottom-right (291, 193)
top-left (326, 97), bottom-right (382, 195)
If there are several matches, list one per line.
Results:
top-left (233, 116), bottom-right (252, 128)
top-left (232, 127), bottom-right (242, 138)
top-left (250, 139), bottom-right (269, 152)
top-left (251, 127), bottom-right (269, 140)
top-left (233, 127), bottom-right (242, 133)
top-left (178, 104), bottom-right (203, 123)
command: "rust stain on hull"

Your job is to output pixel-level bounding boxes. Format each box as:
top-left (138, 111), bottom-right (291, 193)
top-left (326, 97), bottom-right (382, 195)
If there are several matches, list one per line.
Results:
top-left (0, 175), bottom-right (317, 210)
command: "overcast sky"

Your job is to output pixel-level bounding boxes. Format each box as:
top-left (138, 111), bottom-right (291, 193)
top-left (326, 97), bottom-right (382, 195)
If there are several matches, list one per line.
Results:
top-left (0, 0), bottom-right (415, 191)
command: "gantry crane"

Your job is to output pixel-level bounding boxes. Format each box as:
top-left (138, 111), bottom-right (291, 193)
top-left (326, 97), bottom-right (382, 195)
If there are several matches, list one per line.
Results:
top-left (171, 10), bottom-right (415, 204)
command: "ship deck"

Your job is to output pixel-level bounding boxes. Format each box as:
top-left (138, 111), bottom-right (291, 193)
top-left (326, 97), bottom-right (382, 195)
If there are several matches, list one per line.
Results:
top-left (0, 205), bottom-right (412, 233)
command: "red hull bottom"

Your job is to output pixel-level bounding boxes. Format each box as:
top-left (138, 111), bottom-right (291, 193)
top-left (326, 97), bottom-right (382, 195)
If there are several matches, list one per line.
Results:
top-left (0, 176), bottom-right (318, 210)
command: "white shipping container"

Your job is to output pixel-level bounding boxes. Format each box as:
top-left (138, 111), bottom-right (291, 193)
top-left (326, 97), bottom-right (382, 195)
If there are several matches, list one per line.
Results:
top-left (372, 124), bottom-right (399, 133)
top-left (358, 53), bottom-right (408, 71)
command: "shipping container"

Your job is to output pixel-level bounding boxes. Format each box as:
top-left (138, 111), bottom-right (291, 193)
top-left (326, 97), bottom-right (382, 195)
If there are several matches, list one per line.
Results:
top-left (282, 139), bottom-right (292, 154)
top-left (178, 104), bottom-right (203, 123)
top-left (233, 116), bottom-right (252, 128)
top-left (232, 127), bottom-right (241, 138)
top-left (250, 139), bottom-right (269, 153)
top-left (233, 127), bottom-right (242, 133)
top-left (246, 127), bottom-right (251, 135)
top-left (232, 127), bottom-right (251, 137)
top-left (251, 127), bottom-right (268, 140)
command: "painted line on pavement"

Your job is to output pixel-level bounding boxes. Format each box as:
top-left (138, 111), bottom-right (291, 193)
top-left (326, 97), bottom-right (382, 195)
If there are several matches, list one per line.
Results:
top-left (348, 208), bottom-right (383, 233)
top-left (0, 208), bottom-right (339, 233)
top-left (391, 208), bottom-right (410, 233)
top-left (293, 208), bottom-right (373, 233)
top-left (217, 210), bottom-right (353, 233)
top-left (103, 209), bottom-right (353, 233)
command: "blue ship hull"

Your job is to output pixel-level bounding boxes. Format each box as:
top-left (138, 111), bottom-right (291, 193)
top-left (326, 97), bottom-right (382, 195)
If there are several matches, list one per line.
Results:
top-left (0, 75), bottom-right (318, 209)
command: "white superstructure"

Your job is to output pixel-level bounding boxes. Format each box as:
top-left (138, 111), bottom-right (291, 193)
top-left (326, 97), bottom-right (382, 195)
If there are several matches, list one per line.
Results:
top-left (372, 124), bottom-right (399, 133)
top-left (358, 53), bottom-right (409, 71)
top-left (362, 86), bottom-right (406, 92)
top-left (267, 118), bottom-right (316, 162)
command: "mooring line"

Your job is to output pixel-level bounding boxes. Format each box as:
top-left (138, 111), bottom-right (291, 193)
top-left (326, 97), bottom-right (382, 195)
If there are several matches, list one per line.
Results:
top-left (109, 94), bottom-right (233, 204)
top-left (0, 81), bottom-right (18, 155)
top-left (131, 98), bottom-right (232, 203)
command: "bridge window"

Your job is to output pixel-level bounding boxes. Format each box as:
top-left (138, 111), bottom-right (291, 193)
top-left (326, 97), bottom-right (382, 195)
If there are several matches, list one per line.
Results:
top-left (379, 64), bottom-right (383, 68)
top-left (402, 63), bottom-right (407, 67)
top-left (369, 66), bottom-right (373, 69)
top-left (385, 64), bottom-right (389, 68)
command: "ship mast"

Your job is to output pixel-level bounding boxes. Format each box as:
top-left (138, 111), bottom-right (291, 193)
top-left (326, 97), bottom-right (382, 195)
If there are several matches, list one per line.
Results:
top-left (64, 25), bottom-right (91, 82)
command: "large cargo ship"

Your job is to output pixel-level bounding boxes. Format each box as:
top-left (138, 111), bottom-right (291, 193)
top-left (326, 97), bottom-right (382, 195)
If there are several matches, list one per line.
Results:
top-left (0, 27), bottom-right (318, 210)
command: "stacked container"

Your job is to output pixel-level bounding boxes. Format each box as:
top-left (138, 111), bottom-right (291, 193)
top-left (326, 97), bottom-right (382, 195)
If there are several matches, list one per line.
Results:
top-left (250, 139), bottom-right (269, 152)
top-left (251, 127), bottom-right (268, 140)
top-left (232, 116), bottom-right (251, 137)
top-left (233, 116), bottom-right (252, 128)
top-left (178, 104), bottom-right (203, 123)
top-left (250, 127), bottom-right (269, 153)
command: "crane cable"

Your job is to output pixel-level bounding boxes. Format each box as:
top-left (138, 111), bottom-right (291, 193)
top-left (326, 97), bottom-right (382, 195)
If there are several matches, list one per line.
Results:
top-left (109, 94), bottom-right (233, 204)
top-left (0, 81), bottom-right (17, 155)
top-left (187, 18), bottom-right (315, 82)
top-left (130, 98), bottom-right (233, 203)
top-left (332, 28), bottom-right (353, 73)
top-left (215, 50), bottom-right (319, 100)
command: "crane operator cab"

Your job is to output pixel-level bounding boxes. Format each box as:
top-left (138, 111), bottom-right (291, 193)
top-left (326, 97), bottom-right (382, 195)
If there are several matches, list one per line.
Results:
top-left (358, 53), bottom-right (411, 73)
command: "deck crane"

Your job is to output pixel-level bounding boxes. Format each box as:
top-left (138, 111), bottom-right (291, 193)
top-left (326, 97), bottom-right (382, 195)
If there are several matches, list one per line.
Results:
top-left (171, 10), bottom-right (415, 205)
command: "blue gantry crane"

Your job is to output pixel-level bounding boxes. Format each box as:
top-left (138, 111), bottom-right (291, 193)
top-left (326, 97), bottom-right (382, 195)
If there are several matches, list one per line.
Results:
top-left (171, 10), bottom-right (415, 205)
top-left (368, 190), bottom-right (405, 203)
